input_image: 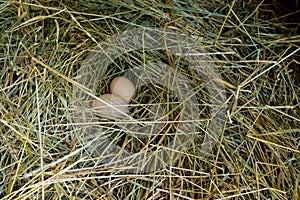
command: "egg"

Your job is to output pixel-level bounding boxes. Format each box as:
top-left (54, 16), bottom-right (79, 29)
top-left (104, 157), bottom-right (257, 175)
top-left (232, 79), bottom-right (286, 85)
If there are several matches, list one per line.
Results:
top-left (110, 76), bottom-right (135, 103)
top-left (92, 93), bottom-right (129, 118)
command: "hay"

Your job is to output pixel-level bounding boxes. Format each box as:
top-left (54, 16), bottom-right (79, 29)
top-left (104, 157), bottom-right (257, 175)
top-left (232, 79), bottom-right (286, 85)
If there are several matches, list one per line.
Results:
top-left (0, 0), bottom-right (299, 199)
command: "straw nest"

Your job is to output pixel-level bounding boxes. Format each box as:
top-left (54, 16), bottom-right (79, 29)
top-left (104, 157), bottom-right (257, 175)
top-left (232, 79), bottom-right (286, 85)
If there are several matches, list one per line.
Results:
top-left (0, 0), bottom-right (299, 199)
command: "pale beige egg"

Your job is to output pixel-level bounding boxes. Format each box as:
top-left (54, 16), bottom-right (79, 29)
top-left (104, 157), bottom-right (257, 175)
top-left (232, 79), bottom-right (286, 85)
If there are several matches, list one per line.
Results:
top-left (92, 93), bottom-right (129, 118)
top-left (110, 76), bottom-right (135, 103)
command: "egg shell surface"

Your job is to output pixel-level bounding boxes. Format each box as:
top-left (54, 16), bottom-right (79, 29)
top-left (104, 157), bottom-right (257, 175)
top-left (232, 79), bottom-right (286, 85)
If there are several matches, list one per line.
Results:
top-left (110, 76), bottom-right (135, 103)
top-left (92, 93), bottom-right (129, 118)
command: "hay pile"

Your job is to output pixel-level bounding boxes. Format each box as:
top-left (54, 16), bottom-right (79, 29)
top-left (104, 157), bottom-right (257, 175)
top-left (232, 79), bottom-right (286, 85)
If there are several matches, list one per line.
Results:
top-left (0, 0), bottom-right (299, 199)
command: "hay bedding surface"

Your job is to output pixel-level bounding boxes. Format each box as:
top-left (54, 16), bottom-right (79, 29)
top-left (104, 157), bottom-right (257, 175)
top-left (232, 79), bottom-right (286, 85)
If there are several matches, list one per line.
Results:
top-left (0, 0), bottom-right (299, 199)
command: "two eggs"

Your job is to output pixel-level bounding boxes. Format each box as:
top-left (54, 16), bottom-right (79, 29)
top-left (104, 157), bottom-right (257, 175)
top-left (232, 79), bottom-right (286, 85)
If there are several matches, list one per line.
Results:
top-left (92, 76), bottom-right (135, 118)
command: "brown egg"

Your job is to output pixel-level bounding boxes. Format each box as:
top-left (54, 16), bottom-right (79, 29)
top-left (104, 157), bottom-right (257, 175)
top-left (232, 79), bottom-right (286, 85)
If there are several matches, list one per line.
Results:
top-left (92, 93), bottom-right (129, 118)
top-left (110, 76), bottom-right (135, 103)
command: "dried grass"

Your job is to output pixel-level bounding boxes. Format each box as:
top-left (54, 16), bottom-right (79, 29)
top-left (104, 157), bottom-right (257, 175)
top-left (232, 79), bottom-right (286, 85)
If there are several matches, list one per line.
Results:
top-left (0, 0), bottom-right (299, 199)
